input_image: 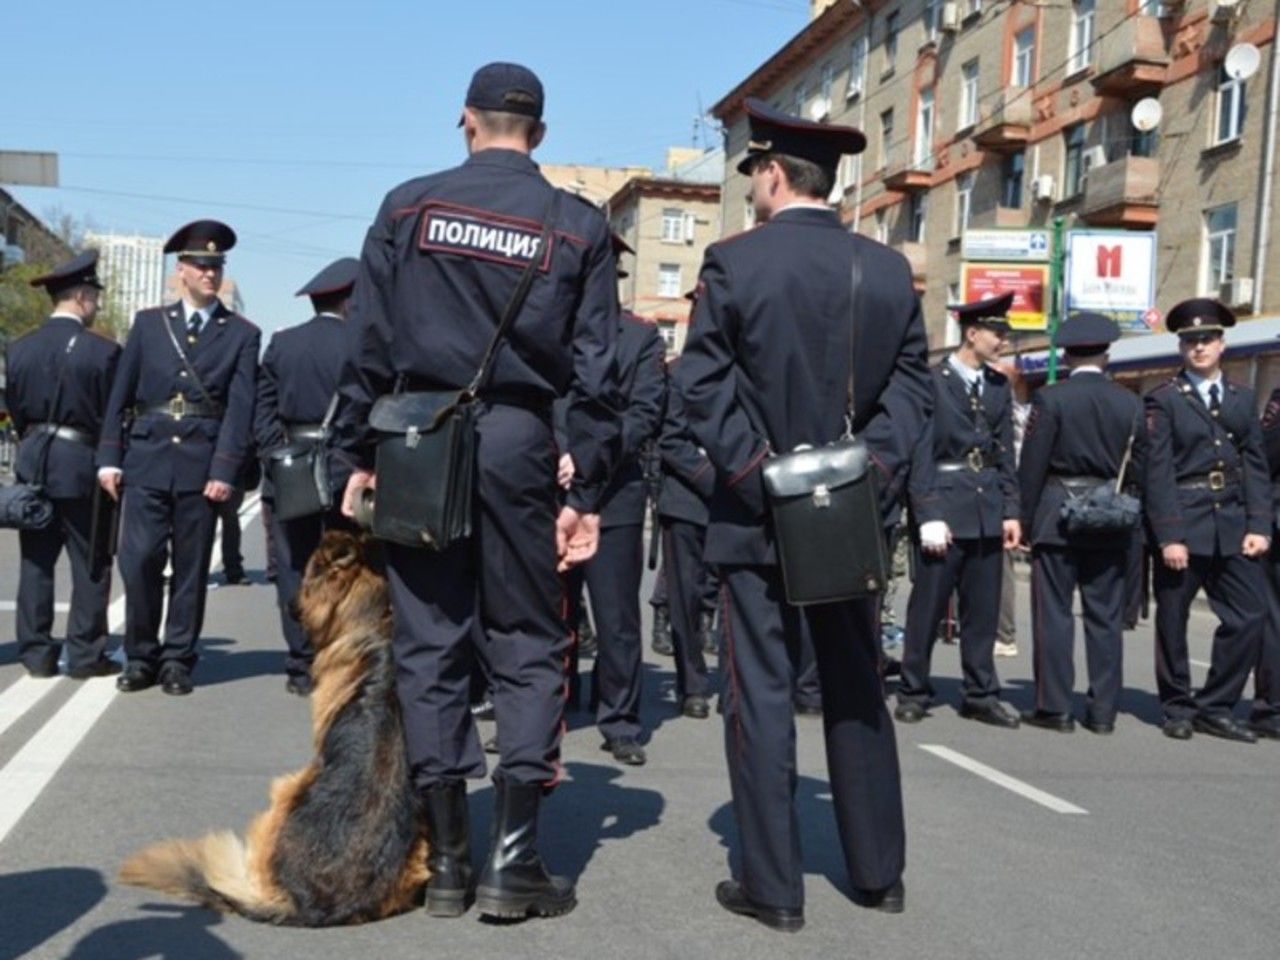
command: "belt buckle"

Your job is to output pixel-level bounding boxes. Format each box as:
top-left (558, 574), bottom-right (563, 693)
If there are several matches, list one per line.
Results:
top-left (1208, 469), bottom-right (1226, 492)
top-left (169, 395), bottom-right (186, 420)
top-left (967, 449), bottom-right (984, 472)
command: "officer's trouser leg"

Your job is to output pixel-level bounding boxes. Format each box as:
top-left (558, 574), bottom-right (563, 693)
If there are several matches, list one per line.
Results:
top-left (588, 523), bottom-right (644, 742)
top-left (118, 486), bottom-right (170, 667)
top-left (218, 488), bottom-right (245, 574)
top-left (662, 519), bottom-right (710, 700)
top-left (794, 622), bottom-right (822, 709)
top-left (57, 497), bottom-right (111, 670)
top-left (997, 548), bottom-right (1018, 644)
top-left (1153, 556), bottom-right (1208, 720)
top-left (956, 537), bottom-right (1003, 704)
top-left (1196, 553), bottom-right (1266, 718)
top-left (1078, 548), bottom-right (1126, 724)
top-left (1255, 545), bottom-right (1280, 720)
top-left (649, 559), bottom-right (667, 608)
top-left (898, 543), bottom-right (963, 703)
top-left (720, 564), bottom-right (805, 910)
top-left (161, 490), bottom-right (217, 670)
top-left (1030, 546), bottom-right (1078, 716)
top-left (807, 597), bottom-right (905, 893)
top-left (16, 513), bottom-right (65, 673)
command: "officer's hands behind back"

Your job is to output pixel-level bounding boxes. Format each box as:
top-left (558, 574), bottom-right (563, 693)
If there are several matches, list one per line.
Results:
top-left (556, 507), bottom-right (599, 572)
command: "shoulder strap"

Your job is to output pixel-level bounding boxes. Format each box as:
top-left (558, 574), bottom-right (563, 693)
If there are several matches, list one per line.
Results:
top-left (1114, 407), bottom-right (1140, 493)
top-left (319, 391), bottom-right (341, 433)
top-left (845, 247), bottom-right (863, 438)
top-left (161, 311), bottom-right (218, 409)
top-left (464, 190), bottom-right (562, 399)
top-left (35, 333), bottom-right (79, 486)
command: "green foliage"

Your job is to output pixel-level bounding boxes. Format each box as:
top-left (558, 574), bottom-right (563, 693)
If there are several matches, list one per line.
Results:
top-left (0, 260), bottom-right (56, 342)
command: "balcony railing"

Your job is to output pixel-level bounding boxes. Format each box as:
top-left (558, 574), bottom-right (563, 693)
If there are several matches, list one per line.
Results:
top-left (1092, 16), bottom-right (1170, 97)
top-left (972, 90), bottom-right (1033, 152)
top-left (1080, 155), bottom-right (1160, 228)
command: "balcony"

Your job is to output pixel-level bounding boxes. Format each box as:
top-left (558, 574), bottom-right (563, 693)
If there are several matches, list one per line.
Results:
top-left (894, 241), bottom-right (927, 287)
top-left (1080, 155), bottom-right (1160, 228)
top-left (971, 90), bottom-right (1033, 152)
top-left (968, 205), bottom-right (1027, 230)
top-left (884, 158), bottom-right (933, 192)
top-left (1091, 16), bottom-right (1169, 98)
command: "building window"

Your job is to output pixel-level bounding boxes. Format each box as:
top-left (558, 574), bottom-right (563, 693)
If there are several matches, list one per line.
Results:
top-left (1215, 66), bottom-right (1247, 144)
top-left (1068, 1), bottom-right (1095, 75)
top-left (1203, 204), bottom-right (1237, 294)
top-left (885, 11), bottom-right (900, 73)
top-left (1002, 150), bottom-right (1025, 208)
top-left (955, 172), bottom-right (975, 236)
top-left (958, 60), bottom-right (980, 129)
top-left (1133, 125), bottom-right (1159, 158)
top-left (925, 0), bottom-right (941, 42)
top-left (1013, 26), bottom-right (1036, 87)
top-left (658, 263), bottom-right (682, 298)
top-left (1063, 124), bottom-right (1086, 197)
top-left (661, 208), bottom-right (684, 243)
top-left (880, 108), bottom-right (896, 169)
top-left (909, 193), bottom-right (928, 243)
top-left (914, 88), bottom-right (934, 169)
top-left (818, 61), bottom-right (834, 116)
top-left (875, 209), bottom-right (888, 244)
top-left (848, 34), bottom-right (868, 99)
top-left (966, 0), bottom-right (983, 17)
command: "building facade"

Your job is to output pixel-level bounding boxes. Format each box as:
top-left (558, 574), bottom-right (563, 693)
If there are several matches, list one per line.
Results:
top-left (711, 0), bottom-right (1280, 395)
top-left (86, 231), bottom-right (165, 324)
top-left (0, 188), bottom-right (74, 269)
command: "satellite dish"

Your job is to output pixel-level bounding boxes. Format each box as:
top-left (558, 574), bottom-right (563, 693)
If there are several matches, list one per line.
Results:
top-left (1225, 43), bottom-right (1261, 81)
top-left (1131, 98), bottom-right (1164, 132)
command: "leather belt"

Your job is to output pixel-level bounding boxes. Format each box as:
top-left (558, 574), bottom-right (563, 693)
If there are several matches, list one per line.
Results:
top-left (136, 396), bottom-right (223, 420)
top-left (1178, 469), bottom-right (1240, 492)
top-left (24, 422), bottom-right (96, 447)
top-left (285, 423), bottom-right (325, 442)
top-left (936, 449), bottom-right (995, 473)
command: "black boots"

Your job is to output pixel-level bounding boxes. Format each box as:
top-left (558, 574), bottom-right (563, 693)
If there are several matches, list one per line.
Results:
top-left (650, 605), bottom-right (673, 656)
top-left (475, 778), bottom-right (576, 920)
top-left (421, 780), bottom-right (474, 917)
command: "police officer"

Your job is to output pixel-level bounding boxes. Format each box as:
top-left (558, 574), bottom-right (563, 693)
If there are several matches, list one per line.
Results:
top-left (1018, 313), bottom-right (1143, 734)
top-left (255, 257), bottom-right (359, 696)
top-left (680, 99), bottom-right (931, 931)
top-left (5, 251), bottom-right (121, 679)
top-left (1144, 298), bottom-right (1270, 742)
top-left (98, 220), bottom-right (260, 696)
top-left (895, 294), bottom-right (1022, 729)
top-left (1256, 387), bottom-right (1280, 739)
top-left (333, 63), bottom-right (619, 922)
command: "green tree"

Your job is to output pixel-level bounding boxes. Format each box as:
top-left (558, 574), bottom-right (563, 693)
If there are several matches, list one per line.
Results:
top-left (0, 260), bottom-right (57, 342)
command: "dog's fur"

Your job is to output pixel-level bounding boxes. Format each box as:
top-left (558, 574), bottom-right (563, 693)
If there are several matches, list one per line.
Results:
top-left (118, 531), bottom-right (428, 926)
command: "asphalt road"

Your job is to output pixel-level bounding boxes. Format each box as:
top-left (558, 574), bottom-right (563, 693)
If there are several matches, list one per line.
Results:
top-left (0, 500), bottom-right (1275, 960)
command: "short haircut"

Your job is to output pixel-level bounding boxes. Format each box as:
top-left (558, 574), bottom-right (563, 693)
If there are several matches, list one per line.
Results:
top-left (310, 291), bottom-right (349, 315)
top-left (750, 152), bottom-right (835, 201)
top-left (49, 282), bottom-right (96, 304)
top-left (472, 107), bottom-right (541, 143)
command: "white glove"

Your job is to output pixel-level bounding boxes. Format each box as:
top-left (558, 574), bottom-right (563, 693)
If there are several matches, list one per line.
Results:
top-left (919, 521), bottom-right (950, 550)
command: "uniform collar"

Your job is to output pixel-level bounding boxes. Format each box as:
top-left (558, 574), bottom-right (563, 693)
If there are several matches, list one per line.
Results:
top-left (947, 352), bottom-right (984, 389)
top-left (48, 312), bottom-right (84, 326)
top-left (465, 148), bottom-right (540, 174)
top-left (768, 204), bottom-right (841, 227)
top-left (182, 299), bottom-right (219, 325)
top-left (1182, 368), bottom-right (1225, 406)
top-left (1068, 365), bottom-right (1105, 377)
top-left (316, 312), bottom-right (345, 321)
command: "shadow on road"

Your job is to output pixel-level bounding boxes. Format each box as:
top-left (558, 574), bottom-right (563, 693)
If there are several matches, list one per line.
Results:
top-left (193, 636), bottom-right (284, 689)
top-left (0, 867), bottom-right (106, 960)
top-left (63, 903), bottom-right (241, 960)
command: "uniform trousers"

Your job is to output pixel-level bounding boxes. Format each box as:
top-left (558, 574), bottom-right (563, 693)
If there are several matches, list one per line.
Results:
top-left (1153, 551), bottom-right (1265, 720)
top-left (17, 497), bottom-right (111, 673)
top-left (118, 485), bottom-right (218, 670)
top-left (659, 518), bottom-right (711, 700)
top-left (1029, 546), bottom-right (1126, 723)
top-left (216, 487), bottom-right (245, 575)
top-left (386, 404), bottom-right (567, 790)
top-left (269, 502), bottom-right (355, 680)
top-left (899, 537), bottom-right (1003, 705)
top-left (720, 564), bottom-right (905, 911)
top-left (1251, 543), bottom-right (1280, 720)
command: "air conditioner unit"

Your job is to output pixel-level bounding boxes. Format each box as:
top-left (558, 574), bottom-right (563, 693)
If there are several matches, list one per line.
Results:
top-left (1220, 276), bottom-right (1253, 307)
top-left (1212, 0), bottom-right (1241, 24)
top-left (1082, 145), bottom-right (1109, 173)
top-left (941, 2), bottom-right (961, 32)
top-left (1031, 174), bottom-right (1056, 202)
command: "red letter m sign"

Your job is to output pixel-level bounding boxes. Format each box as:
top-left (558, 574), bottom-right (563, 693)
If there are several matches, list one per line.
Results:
top-left (1095, 244), bottom-right (1122, 279)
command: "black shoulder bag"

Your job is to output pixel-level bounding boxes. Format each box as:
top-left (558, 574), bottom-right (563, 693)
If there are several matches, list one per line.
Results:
top-left (1059, 412), bottom-right (1141, 535)
top-left (760, 252), bottom-right (890, 605)
top-left (267, 393), bottom-right (340, 522)
top-left (0, 334), bottom-right (78, 530)
top-left (367, 192), bottom-right (560, 550)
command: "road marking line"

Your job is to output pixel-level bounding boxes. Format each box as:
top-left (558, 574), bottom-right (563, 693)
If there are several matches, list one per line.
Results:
top-left (919, 744), bottom-right (1089, 815)
top-left (0, 494), bottom-right (260, 845)
top-left (0, 601), bottom-right (70, 612)
top-left (1190, 659), bottom-right (1212, 669)
top-left (0, 678), bottom-right (59, 740)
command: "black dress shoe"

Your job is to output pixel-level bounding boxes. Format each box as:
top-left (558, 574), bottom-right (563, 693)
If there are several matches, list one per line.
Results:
top-left (24, 661), bottom-right (60, 679)
top-left (483, 735), bottom-right (499, 754)
top-left (894, 700), bottom-right (927, 723)
top-left (159, 664), bottom-right (194, 696)
top-left (285, 674), bottom-right (314, 696)
top-left (1192, 714), bottom-right (1257, 744)
top-left (1082, 717), bottom-right (1115, 735)
top-left (223, 567), bottom-right (247, 585)
top-left (851, 878), bottom-right (905, 914)
top-left (116, 663), bottom-right (156, 693)
top-left (682, 695), bottom-right (710, 719)
top-left (602, 737), bottom-right (647, 766)
top-left (67, 658), bottom-right (123, 680)
top-left (1021, 710), bottom-right (1076, 733)
top-left (715, 881), bottom-right (803, 933)
top-left (960, 700), bottom-right (1021, 729)
top-left (1162, 717), bottom-right (1194, 740)
top-left (649, 606), bottom-right (672, 657)
top-left (794, 701), bottom-right (823, 717)
top-left (1248, 714), bottom-right (1280, 740)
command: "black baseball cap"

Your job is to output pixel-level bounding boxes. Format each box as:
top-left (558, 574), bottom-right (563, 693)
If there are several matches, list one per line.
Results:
top-left (460, 62), bottom-right (545, 126)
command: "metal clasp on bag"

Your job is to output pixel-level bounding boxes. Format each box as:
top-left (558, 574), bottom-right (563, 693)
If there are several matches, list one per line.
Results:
top-left (813, 484), bottom-right (831, 509)
top-left (405, 425), bottom-right (420, 449)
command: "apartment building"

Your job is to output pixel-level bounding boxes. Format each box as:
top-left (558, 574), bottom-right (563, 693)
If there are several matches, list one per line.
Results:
top-left (85, 231), bottom-right (165, 324)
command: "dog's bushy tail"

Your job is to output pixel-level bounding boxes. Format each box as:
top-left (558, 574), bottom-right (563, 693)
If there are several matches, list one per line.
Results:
top-left (118, 831), bottom-right (291, 924)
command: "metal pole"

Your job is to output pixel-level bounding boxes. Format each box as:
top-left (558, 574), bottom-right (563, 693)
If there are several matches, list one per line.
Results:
top-left (1250, 0), bottom-right (1280, 314)
top-left (1046, 215), bottom-right (1066, 384)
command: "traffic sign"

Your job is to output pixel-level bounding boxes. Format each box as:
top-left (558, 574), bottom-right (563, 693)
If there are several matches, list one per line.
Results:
top-left (961, 228), bottom-right (1052, 263)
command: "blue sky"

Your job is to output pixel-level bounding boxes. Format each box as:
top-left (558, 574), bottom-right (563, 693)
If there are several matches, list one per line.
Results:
top-left (4, 0), bottom-right (809, 334)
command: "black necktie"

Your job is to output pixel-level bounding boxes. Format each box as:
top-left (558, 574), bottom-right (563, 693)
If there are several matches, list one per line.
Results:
top-left (1209, 383), bottom-right (1221, 416)
top-left (187, 311), bottom-right (202, 343)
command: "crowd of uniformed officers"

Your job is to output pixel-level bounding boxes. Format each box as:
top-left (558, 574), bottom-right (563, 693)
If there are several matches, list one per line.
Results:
top-left (4, 62), bottom-right (1279, 931)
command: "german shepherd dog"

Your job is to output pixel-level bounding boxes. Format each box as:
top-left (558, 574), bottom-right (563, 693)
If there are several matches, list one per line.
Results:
top-left (118, 531), bottom-right (428, 926)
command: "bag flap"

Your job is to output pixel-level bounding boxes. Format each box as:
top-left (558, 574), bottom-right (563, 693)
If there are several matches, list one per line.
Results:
top-left (369, 391), bottom-right (465, 434)
top-left (762, 438), bottom-right (870, 498)
top-left (266, 441), bottom-right (318, 463)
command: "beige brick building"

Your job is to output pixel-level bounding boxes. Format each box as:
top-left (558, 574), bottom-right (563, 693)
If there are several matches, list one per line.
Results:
top-left (711, 0), bottom-right (1280, 380)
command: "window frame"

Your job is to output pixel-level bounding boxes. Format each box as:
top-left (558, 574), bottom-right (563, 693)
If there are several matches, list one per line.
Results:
top-left (1203, 203), bottom-right (1238, 294)
top-left (657, 263), bottom-right (682, 298)
top-left (959, 59), bottom-right (980, 130)
top-left (1013, 26), bottom-right (1036, 88)
top-left (660, 208), bottom-right (684, 244)
top-left (1214, 67), bottom-right (1247, 145)
top-left (1067, 0), bottom-right (1096, 76)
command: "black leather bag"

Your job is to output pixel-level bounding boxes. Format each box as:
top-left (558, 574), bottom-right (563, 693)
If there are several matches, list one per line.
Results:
top-left (1059, 414), bottom-right (1141, 535)
top-left (267, 394), bottom-right (339, 522)
top-left (760, 253), bottom-right (889, 606)
top-left (367, 193), bottom-right (559, 551)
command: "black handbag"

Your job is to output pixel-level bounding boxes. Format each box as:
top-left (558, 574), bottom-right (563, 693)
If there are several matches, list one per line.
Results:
top-left (368, 192), bottom-right (559, 550)
top-left (0, 333), bottom-right (78, 531)
top-left (760, 253), bottom-right (889, 606)
top-left (1059, 414), bottom-right (1141, 535)
top-left (267, 394), bottom-right (339, 522)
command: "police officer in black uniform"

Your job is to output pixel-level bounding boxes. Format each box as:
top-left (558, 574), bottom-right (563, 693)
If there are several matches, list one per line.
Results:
top-left (895, 294), bottom-right (1022, 728)
top-left (1144, 298), bottom-right (1270, 742)
top-left (1256, 386), bottom-right (1280, 739)
top-left (255, 257), bottom-right (359, 696)
top-left (333, 63), bottom-right (619, 922)
top-left (1018, 313), bottom-right (1143, 734)
top-left (98, 220), bottom-right (260, 696)
top-left (5, 251), bottom-right (121, 679)
top-left (680, 99), bottom-right (931, 931)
